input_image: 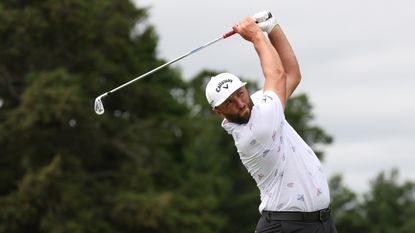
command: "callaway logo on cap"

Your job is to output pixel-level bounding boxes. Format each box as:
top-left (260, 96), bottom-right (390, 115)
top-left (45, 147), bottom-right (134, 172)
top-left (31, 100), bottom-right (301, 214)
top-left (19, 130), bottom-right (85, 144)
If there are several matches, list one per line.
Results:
top-left (216, 78), bottom-right (233, 92)
top-left (205, 73), bottom-right (247, 108)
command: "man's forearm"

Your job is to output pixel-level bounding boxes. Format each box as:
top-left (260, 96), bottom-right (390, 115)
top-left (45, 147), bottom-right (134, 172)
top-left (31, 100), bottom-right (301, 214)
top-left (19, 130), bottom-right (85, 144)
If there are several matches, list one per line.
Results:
top-left (253, 33), bottom-right (284, 82)
top-left (268, 25), bottom-right (301, 99)
top-left (233, 17), bottom-right (287, 107)
top-left (253, 30), bottom-right (287, 107)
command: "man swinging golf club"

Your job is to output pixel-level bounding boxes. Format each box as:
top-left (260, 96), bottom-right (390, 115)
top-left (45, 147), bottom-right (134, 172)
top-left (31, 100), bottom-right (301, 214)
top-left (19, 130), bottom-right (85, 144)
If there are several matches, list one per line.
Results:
top-left (205, 11), bottom-right (338, 233)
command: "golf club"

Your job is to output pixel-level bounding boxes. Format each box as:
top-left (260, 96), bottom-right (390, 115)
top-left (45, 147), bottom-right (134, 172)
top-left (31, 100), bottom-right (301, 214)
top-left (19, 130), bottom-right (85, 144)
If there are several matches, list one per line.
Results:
top-left (94, 13), bottom-right (272, 115)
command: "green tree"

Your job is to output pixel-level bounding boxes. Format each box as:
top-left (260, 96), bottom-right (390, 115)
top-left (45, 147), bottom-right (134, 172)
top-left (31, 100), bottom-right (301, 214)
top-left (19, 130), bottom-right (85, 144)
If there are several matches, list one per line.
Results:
top-left (329, 174), bottom-right (369, 232)
top-left (363, 169), bottom-right (415, 233)
top-left (0, 1), bottom-right (223, 232)
top-left (330, 170), bottom-right (415, 233)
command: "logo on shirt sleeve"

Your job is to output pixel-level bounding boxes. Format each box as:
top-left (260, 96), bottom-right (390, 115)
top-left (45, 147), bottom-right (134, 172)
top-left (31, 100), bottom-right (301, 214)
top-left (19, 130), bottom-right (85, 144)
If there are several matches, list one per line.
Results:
top-left (262, 95), bottom-right (273, 103)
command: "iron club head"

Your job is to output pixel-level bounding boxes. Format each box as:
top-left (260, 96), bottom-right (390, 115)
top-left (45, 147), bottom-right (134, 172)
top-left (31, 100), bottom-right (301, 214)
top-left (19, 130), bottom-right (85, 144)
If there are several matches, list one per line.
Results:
top-left (94, 96), bottom-right (105, 115)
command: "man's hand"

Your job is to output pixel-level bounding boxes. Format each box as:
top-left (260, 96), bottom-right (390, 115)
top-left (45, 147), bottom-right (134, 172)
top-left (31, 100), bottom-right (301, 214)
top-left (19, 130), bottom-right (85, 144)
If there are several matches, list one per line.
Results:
top-left (251, 11), bottom-right (278, 34)
top-left (232, 17), bottom-right (264, 43)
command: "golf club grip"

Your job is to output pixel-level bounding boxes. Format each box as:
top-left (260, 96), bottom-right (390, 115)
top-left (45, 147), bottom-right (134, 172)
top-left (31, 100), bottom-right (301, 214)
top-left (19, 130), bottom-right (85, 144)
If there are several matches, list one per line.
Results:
top-left (223, 30), bottom-right (236, 38)
top-left (222, 12), bottom-right (272, 39)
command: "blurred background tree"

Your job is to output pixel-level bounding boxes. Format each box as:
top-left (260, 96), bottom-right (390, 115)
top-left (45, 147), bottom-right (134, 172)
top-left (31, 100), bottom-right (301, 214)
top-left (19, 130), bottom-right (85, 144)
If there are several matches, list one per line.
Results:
top-left (1, 1), bottom-right (414, 233)
top-left (330, 170), bottom-right (415, 233)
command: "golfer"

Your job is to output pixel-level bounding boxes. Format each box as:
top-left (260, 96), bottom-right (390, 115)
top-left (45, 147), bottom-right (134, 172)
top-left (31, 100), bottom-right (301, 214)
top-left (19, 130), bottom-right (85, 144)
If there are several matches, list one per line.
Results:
top-left (205, 12), bottom-right (337, 233)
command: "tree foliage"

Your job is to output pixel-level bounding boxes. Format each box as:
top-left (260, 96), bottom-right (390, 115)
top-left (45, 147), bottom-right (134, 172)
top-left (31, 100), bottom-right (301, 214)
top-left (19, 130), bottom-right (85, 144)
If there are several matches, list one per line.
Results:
top-left (330, 170), bottom-right (415, 233)
top-left (0, 1), bottom-right (339, 233)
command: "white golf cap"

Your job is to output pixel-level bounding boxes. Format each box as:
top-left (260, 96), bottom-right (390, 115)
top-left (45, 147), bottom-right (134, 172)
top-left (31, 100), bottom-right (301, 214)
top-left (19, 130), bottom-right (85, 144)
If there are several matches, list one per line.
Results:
top-left (205, 73), bottom-right (247, 108)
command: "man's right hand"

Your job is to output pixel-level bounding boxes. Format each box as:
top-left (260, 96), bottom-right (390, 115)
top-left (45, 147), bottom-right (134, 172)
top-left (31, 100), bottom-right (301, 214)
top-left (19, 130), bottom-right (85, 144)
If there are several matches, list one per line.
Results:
top-left (232, 17), bottom-right (264, 43)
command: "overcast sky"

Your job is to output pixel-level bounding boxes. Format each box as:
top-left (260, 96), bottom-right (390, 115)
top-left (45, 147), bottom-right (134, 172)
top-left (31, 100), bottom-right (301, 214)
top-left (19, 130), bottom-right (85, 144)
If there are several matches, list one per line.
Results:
top-left (134, 0), bottom-right (415, 194)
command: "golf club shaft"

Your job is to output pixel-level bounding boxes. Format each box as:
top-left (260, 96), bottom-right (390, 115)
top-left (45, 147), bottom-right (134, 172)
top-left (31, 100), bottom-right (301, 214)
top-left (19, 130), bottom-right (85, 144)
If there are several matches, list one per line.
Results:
top-left (101, 30), bottom-right (236, 98)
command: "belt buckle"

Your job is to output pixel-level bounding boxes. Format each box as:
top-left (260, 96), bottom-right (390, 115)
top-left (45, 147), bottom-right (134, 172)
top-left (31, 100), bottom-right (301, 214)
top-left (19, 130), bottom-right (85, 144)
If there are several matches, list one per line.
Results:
top-left (319, 208), bottom-right (330, 221)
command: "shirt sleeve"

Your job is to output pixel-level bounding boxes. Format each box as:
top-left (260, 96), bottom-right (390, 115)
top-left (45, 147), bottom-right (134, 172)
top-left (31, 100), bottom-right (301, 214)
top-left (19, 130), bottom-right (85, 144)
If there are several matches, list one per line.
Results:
top-left (249, 90), bottom-right (285, 148)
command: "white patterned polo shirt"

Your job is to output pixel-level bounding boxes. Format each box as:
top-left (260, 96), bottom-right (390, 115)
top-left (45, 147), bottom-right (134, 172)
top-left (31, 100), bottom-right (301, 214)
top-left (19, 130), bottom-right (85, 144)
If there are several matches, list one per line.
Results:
top-left (222, 90), bottom-right (330, 213)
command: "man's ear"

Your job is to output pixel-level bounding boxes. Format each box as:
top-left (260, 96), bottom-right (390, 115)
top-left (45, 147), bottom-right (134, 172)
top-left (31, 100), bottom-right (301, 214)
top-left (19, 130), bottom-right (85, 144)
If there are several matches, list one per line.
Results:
top-left (213, 108), bottom-right (225, 118)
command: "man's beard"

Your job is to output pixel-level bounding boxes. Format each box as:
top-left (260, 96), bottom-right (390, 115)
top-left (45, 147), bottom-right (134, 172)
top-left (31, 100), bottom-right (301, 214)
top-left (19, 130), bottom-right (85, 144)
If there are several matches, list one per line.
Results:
top-left (224, 97), bottom-right (254, 124)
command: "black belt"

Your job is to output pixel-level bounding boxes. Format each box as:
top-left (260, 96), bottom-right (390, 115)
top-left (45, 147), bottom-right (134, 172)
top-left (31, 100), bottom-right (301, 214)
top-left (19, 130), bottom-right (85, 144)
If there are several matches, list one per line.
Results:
top-left (262, 207), bottom-right (331, 222)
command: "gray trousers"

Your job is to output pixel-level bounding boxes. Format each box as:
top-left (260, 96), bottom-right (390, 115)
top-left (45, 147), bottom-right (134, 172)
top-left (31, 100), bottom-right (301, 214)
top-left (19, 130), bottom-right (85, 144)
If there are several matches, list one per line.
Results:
top-left (255, 215), bottom-right (338, 233)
